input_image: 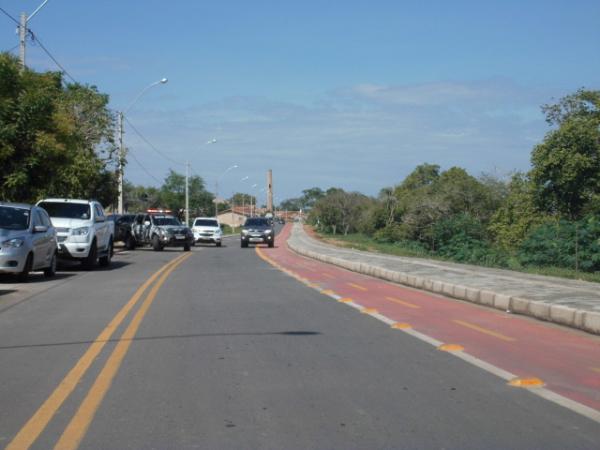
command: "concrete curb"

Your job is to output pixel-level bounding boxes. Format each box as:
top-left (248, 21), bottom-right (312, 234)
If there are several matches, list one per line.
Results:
top-left (287, 236), bottom-right (600, 336)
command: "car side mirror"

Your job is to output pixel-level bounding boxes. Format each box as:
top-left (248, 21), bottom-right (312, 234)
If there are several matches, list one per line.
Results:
top-left (33, 225), bottom-right (48, 233)
top-left (95, 216), bottom-right (105, 223)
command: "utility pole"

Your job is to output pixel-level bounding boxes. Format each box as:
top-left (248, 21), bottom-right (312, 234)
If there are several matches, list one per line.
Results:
top-left (185, 162), bottom-right (190, 227)
top-left (117, 112), bottom-right (125, 214)
top-left (18, 1), bottom-right (51, 71)
top-left (214, 179), bottom-right (218, 218)
top-left (267, 169), bottom-right (273, 213)
top-left (19, 13), bottom-right (26, 70)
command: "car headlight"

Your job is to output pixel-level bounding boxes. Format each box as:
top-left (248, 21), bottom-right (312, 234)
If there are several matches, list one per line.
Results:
top-left (214, 229), bottom-right (222, 235)
top-left (2, 238), bottom-right (25, 248)
top-left (265, 229), bottom-right (272, 234)
top-left (242, 229), bottom-right (249, 235)
top-left (72, 227), bottom-right (90, 236)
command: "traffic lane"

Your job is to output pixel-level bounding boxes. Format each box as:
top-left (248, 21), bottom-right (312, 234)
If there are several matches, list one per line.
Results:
top-left (75, 239), bottom-right (599, 449)
top-left (0, 247), bottom-right (190, 446)
top-left (268, 225), bottom-right (600, 413)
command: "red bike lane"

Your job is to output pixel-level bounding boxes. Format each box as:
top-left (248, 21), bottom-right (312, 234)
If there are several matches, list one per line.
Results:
top-left (256, 224), bottom-right (600, 418)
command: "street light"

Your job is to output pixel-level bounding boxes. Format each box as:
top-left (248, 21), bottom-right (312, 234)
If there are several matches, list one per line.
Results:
top-left (238, 176), bottom-right (249, 216)
top-left (117, 78), bottom-right (168, 214)
top-left (250, 183), bottom-right (258, 217)
top-left (215, 165), bottom-right (238, 217)
top-left (184, 138), bottom-right (217, 226)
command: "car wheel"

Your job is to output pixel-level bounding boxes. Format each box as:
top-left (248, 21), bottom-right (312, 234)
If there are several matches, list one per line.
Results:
top-left (17, 253), bottom-right (33, 282)
top-left (183, 243), bottom-right (191, 252)
top-left (99, 238), bottom-right (113, 267)
top-left (152, 235), bottom-right (163, 251)
top-left (125, 234), bottom-right (136, 250)
top-left (44, 252), bottom-right (57, 277)
top-left (216, 242), bottom-right (222, 247)
top-left (82, 240), bottom-right (98, 270)
top-left (268, 240), bottom-right (274, 248)
top-left (241, 241), bottom-right (247, 248)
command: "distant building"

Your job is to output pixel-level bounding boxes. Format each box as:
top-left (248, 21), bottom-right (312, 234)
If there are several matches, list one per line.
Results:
top-left (217, 209), bottom-right (246, 228)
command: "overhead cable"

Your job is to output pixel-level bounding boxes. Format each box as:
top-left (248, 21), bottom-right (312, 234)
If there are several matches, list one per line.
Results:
top-left (29, 31), bottom-right (77, 83)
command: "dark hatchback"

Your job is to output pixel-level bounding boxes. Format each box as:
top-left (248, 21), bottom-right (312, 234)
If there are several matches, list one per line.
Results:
top-left (240, 217), bottom-right (274, 248)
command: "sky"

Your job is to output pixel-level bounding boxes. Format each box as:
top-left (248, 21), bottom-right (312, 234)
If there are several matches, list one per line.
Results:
top-left (1, 0), bottom-right (599, 203)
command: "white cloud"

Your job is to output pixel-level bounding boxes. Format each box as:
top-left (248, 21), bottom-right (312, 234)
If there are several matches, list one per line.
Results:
top-left (123, 79), bottom-right (554, 199)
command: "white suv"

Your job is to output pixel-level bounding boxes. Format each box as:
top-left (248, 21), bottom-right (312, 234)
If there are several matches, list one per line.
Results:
top-left (37, 199), bottom-right (114, 269)
top-left (192, 217), bottom-right (222, 247)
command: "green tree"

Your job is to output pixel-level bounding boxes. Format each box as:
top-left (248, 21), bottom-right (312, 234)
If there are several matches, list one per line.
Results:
top-left (488, 173), bottom-right (544, 250)
top-left (530, 89), bottom-right (600, 219)
top-left (0, 53), bottom-right (117, 205)
top-left (158, 169), bottom-right (214, 218)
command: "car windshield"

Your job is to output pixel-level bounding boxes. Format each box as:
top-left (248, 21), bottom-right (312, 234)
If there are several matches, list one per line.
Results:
top-left (194, 219), bottom-right (218, 227)
top-left (0, 206), bottom-right (30, 230)
top-left (39, 202), bottom-right (91, 220)
top-left (153, 216), bottom-right (181, 226)
top-left (245, 218), bottom-right (270, 227)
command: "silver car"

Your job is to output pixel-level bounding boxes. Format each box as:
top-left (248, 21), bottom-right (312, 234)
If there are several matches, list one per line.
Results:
top-left (0, 202), bottom-right (58, 281)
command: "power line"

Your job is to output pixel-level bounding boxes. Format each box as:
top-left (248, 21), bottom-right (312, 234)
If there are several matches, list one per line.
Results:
top-left (127, 148), bottom-right (163, 185)
top-left (123, 116), bottom-right (185, 166)
top-left (123, 117), bottom-right (209, 184)
top-left (29, 31), bottom-right (77, 83)
top-left (0, 6), bottom-right (19, 25)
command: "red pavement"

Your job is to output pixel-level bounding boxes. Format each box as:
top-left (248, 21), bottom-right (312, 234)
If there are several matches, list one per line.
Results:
top-left (258, 224), bottom-right (600, 413)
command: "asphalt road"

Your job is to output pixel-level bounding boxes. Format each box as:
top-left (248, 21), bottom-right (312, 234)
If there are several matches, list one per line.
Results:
top-left (1, 230), bottom-right (599, 449)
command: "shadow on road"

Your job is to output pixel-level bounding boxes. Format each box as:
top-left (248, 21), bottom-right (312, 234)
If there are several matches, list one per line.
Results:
top-left (0, 272), bottom-right (76, 284)
top-left (57, 260), bottom-right (131, 272)
top-left (0, 331), bottom-right (322, 351)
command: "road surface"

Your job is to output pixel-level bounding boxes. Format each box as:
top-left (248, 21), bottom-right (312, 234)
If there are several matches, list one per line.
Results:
top-left (1, 225), bottom-right (599, 449)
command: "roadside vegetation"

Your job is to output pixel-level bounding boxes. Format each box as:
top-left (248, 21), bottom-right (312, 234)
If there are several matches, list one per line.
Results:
top-left (300, 89), bottom-right (600, 279)
top-left (0, 53), bottom-right (244, 219)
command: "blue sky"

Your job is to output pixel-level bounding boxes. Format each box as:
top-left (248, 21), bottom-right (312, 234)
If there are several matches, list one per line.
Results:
top-left (2, 0), bottom-right (599, 202)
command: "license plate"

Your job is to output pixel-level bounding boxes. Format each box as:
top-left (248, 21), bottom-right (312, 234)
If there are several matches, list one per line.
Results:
top-left (249, 238), bottom-right (263, 242)
top-left (175, 235), bottom-right (185, 240)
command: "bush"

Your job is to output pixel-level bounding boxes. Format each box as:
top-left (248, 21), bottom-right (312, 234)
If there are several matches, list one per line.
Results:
top-left (518, 216), bottom-right (600, 271)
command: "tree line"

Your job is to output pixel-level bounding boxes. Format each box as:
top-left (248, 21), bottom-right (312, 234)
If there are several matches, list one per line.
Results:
top-left (303, 89), bottom-right (600, 273)
top-left (0, 53), bottom-right (231, 218)
top-left (0, 53), bottom-right (117, 205)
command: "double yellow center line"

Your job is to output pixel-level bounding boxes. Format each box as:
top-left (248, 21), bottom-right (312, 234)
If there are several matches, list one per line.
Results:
top-left (7, 253), bottom-right (191, 450)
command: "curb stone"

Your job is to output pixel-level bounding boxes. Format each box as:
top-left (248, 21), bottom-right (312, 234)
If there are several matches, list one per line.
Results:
top-left (286, 230), bottom-right (600, 336)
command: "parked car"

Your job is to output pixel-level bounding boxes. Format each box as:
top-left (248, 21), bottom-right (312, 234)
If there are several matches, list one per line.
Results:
top-left (37, 199), bottom-right (114, 269)
top-left (192, 217), bottom-right (222, 247)
top-left (240, 217), bottom-right (275, 248)
top-left (0, 202), bottom-right (58, 281)
top-left (108, 214), bottom-right (136, 248)
top-left (131, 212), bottom-right (193, 251)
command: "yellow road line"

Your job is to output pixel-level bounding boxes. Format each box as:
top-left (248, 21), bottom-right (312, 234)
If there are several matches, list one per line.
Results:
top-left (347, 282), bottom-right (367, 291)
top-left (6, 253), bottom-right (189, 450)
top-left (384, 296), bottom-right (420, 309)
top-left (54, 254), bottom-right (191, 450)
top-left (453, 319), bottom-right (516, 342)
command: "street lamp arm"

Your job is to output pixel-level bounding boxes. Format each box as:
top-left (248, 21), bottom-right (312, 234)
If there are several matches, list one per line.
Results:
top-left (28, 0), bottom-right (50, 22)
top-left (123, 78), bottom-right (168, 114)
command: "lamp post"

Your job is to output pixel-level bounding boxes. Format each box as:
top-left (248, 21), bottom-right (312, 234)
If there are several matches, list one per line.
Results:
top-left (117, 78), bottom-right (168, 214)
top-left (184, 139), bottom-right (217, 226)
top-left (250, 183), bottom-right (257, 217)
top-left (215, 165), bottom-right (238, 218)
top-left (239, 176), bottom-right (249, 216)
